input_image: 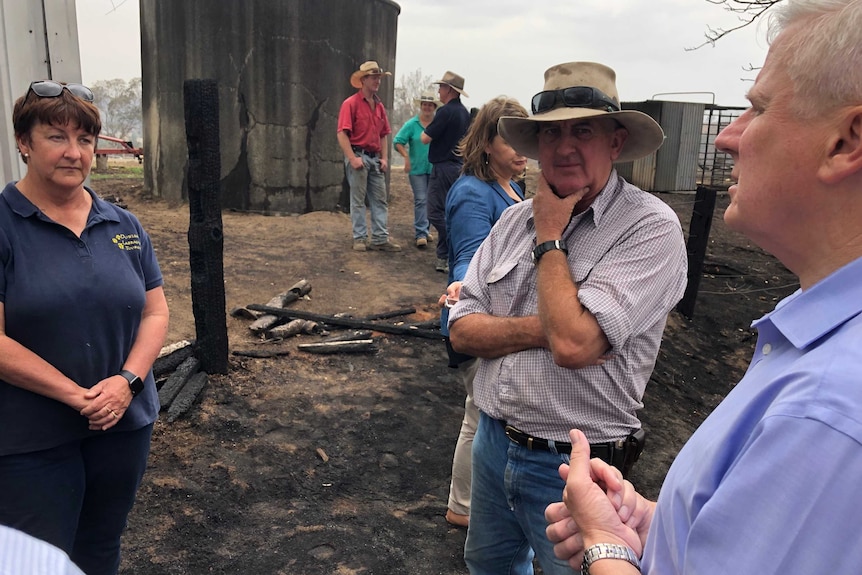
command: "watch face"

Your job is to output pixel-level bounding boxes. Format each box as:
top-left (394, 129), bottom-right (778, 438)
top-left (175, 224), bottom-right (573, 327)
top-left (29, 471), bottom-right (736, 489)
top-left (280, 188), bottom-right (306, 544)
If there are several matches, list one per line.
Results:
top-left (130, 377), bottom-right (144, 396)
top-left (121, 370), bottom-right (145, 396)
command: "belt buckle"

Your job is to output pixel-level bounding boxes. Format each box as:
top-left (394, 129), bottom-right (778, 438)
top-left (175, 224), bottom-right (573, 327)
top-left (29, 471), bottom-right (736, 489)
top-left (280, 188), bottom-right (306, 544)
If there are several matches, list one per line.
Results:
top-left (505, 424), bottom-right (536, 450)
top-left (504, 424), bottom-right (515, 441)
top-left (504, 424), bottom-right (523, 446)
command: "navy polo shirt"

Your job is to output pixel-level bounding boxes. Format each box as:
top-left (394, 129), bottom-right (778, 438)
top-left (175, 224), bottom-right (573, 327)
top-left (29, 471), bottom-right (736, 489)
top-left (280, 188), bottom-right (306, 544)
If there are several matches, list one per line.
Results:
top-left (425, 98), bottom-right (471, 164)
top-left (0, 183), bottom-right (163, 456)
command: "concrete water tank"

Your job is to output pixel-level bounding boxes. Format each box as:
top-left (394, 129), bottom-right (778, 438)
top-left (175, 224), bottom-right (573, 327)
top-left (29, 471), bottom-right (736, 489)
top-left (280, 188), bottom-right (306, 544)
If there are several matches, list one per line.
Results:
top-left (140, 0), bottom-right (399, 213)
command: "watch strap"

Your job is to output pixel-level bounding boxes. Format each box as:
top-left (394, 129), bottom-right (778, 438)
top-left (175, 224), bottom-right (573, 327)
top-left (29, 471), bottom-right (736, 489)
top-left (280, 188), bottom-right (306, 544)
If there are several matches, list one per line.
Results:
top-left (532, 239), bottom-right (568, 263)
top-left (119, 369), bottom-right (144, 397)
top-left (581, 543), bottom-right (641, 574)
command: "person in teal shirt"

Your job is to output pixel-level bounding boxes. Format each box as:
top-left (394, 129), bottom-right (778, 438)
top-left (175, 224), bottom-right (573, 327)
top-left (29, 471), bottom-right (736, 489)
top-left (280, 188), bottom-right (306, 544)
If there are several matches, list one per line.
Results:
top-left (394, 90), bottom-right (439, 248)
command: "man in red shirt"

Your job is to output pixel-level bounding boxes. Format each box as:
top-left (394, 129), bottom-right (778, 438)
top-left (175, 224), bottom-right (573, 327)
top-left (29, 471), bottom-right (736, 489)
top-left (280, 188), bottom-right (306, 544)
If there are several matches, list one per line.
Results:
top-left (337, 61), bottom-right (401, 252)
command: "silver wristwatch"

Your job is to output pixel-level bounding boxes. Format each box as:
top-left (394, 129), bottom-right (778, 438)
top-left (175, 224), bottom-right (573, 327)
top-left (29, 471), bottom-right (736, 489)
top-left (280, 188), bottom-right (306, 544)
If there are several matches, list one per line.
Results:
top-left (581, 543), bottom-right (641, 574)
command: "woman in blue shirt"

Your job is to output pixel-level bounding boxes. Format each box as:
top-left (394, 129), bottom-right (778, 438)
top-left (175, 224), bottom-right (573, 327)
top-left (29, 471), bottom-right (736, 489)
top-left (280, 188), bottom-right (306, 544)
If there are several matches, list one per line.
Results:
top-left (441, 96), bottom-right (528, 527)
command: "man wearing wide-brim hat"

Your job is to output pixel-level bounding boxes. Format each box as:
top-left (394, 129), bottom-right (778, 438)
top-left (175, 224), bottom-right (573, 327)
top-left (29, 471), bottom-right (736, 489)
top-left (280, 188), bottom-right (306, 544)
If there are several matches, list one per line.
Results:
top-left (420, 71), bottom-right (471, 273)
top-left (337, 61), bottom-right (401, 252)
top-left (447, 61), bottom-right (688, 575)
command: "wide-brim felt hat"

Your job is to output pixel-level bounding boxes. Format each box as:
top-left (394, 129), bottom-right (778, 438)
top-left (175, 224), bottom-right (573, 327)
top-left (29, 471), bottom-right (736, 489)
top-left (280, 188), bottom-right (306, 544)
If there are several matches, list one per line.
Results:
top-left (413, 89), bottom-right (442, 108)
top-left (498, 62), bottom-right (664, 163)
top-left (432, 71), bottom-right (469, 98)
top-left (350, 61), bottom-right (392, 89)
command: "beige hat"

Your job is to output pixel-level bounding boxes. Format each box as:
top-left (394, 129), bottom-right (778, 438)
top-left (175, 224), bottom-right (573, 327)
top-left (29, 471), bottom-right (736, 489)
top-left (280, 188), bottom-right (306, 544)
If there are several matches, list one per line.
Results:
top-left (432, 71), bottom-right (469, 98)
top-left (413, 89), bottom-right (442, 108)
top-left (498, 62), bottom-right (663, 162)
top-left (350, 61), bottom-right (392, 89)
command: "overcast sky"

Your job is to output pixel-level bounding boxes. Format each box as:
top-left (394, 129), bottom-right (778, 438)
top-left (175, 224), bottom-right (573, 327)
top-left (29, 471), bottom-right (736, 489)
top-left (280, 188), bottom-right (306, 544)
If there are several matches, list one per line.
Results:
top-left (76, 0), bottom-right (770, 108)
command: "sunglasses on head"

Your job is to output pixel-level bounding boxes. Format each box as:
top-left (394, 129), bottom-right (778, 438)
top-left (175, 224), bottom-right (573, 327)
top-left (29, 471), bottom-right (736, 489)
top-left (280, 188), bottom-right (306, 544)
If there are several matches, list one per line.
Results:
top-left (531, 86), bottom-right (619, 115)
top-left (27, 80), bottom-right (94, 103)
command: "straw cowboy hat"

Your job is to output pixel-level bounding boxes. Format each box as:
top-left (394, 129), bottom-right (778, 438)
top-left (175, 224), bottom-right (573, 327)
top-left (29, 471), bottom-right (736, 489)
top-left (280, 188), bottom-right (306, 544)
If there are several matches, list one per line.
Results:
top-left (432, 71), bottom-right (469, 98)
top-left (498, 62), bottom-right (664, 163)
top-left (413, 89), bottom-right (442, 108)
top-left (350, 61), bottom-right (392, 89)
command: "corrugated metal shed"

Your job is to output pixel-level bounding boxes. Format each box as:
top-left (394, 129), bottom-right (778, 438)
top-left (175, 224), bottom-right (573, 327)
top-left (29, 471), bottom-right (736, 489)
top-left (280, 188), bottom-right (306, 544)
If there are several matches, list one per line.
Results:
top-left (616, 100), bottom-right (705, 192)
top-left (0, 0), bottom-right (83, 185)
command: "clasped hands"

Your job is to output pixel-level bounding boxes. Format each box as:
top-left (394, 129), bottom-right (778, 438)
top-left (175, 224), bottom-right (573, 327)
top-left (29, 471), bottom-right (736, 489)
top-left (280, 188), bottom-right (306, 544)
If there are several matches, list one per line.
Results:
top-left (545, 429), bottom-right (654, 570)
top-left (78, 375), bottom-right (133, 431)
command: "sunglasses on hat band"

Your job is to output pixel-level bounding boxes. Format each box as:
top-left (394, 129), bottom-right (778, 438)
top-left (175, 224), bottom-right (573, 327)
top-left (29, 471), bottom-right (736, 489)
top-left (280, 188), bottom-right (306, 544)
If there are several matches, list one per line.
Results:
top-left (27, 80), bottom-right (94, 103)
top-left (531, 86), bottom-right (619, 115)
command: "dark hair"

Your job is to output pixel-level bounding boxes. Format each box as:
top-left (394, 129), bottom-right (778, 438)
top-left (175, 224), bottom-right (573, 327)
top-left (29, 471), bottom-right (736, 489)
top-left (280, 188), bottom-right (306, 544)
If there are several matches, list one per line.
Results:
top-left (457, 96), bottom-right (528, 182)
top-left (13, 85), bottom-right (102, 163)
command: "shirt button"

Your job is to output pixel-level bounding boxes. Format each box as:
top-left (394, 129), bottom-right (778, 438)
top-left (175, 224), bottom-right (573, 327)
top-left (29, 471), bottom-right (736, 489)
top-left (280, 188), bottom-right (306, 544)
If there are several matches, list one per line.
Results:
top-left (762, 343), bottom-right (772, 355)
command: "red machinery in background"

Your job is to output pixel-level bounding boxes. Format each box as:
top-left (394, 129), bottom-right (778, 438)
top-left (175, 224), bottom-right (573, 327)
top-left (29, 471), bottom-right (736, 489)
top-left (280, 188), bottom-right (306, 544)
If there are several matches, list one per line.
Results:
top-left (96, 135), bottom-right (143, 162)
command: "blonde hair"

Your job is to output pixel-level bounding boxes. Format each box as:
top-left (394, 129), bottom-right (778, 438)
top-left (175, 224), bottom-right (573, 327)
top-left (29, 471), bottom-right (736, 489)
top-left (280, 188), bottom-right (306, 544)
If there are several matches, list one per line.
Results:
top-left (457, 96), bottom-right (528, 182)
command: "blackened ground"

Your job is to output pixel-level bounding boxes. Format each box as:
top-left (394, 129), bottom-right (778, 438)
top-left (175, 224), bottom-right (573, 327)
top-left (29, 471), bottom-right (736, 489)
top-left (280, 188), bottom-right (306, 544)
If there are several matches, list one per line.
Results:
top-left (98, 166), bottom-right (797, 574)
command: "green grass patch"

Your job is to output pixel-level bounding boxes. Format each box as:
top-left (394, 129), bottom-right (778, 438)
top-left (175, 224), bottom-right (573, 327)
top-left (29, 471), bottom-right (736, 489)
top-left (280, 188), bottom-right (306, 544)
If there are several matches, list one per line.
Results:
top-left (90, 164), bottom-right (144, 180)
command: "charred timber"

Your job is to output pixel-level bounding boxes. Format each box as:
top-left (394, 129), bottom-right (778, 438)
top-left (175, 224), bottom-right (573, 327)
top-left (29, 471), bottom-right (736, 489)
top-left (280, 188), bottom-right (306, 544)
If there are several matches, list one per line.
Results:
top-left (249, 280), bottom-right (313, 334)
top-left (297, 340), bottom-right (377, 354)
top-left (158, 356), bottom-right (201, 409)
top-left (166, 371), bottom-right (208, 423)
top-left (245, 305), bottom-right (444, 340)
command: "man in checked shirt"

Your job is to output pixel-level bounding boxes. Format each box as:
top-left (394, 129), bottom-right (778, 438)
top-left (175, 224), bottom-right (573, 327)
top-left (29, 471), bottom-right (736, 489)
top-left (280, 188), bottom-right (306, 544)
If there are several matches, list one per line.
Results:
top-left (446, 61), bottom-right (688, 575)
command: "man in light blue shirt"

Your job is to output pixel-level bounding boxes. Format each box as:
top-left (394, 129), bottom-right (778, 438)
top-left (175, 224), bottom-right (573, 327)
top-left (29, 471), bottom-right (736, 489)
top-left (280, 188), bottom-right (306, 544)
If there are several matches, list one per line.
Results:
top-left (0, 525), bottom-right (85, 575)
top-left (545, 1), bottom-right (862, 574)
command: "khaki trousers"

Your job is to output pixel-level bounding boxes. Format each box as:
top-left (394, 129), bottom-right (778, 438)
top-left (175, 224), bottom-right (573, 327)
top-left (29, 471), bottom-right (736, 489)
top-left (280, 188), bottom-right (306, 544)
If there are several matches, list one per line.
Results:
top-left (447, 358), bottom-right (480, 515)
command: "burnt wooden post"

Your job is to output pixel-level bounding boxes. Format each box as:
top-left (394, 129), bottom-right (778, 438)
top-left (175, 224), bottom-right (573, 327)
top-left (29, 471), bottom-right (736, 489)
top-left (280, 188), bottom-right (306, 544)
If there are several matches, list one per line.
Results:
top-left (184, 79), bottom-right (228, 373)
top-left (677, 185), bottom-right (717, 319)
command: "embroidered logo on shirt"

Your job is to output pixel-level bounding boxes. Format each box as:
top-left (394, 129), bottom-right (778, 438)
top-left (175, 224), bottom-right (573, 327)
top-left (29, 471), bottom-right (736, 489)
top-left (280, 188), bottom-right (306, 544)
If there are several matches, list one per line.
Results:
top-left (112, 233), bottom-right (142, 251)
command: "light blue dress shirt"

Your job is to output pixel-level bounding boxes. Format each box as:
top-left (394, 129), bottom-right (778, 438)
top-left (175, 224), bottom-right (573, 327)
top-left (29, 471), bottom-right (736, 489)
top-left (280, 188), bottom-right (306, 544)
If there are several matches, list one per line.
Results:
top-left (0, 525), bottom-right (85, 575)
top-left (644, 255), bottom-right (862, 574)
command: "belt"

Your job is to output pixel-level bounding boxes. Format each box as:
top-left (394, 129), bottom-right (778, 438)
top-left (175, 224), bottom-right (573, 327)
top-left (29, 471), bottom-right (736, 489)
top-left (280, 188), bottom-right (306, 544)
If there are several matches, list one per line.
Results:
top-left (503, 423), bottom-right (619, 464)
top-left (351, 145), bottom-right (379, 158)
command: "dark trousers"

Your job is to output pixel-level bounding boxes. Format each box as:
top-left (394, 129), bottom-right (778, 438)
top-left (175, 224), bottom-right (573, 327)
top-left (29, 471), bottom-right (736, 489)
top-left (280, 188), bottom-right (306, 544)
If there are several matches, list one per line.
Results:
top-left (0, 424), bottom-right (153, 575)
top-left (428, 160), bottom-right (462, 260)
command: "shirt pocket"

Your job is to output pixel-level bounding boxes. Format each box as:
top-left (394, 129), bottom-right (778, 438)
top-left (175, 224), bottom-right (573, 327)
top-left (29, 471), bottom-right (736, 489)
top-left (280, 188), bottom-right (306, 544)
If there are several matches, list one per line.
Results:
top-left (485, 258), bottom-right (520, 316)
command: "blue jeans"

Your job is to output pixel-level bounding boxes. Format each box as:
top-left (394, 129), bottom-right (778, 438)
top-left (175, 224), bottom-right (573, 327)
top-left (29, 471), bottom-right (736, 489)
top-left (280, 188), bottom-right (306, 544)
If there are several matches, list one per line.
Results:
top-left (345, 154), bottom-right (389, 243)
top-left (0, 425), bottom-right (153, 575)
top-left (465, 413), bottom-right (573, 575)
top-left (408, 172), bottom-right (431, 240)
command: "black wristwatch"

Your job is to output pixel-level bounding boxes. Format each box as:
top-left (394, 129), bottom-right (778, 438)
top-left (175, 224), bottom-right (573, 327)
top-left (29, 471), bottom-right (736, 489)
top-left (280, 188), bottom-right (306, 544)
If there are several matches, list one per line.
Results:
top-left (532, 239), bottom-right (568, 263)
top-left (119, 369), bottom-right (144, 397)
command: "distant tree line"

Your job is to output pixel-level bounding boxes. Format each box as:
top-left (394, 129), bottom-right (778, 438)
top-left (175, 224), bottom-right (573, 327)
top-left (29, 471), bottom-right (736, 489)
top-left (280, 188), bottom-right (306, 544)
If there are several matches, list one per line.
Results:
top-left (390, 68), bottom-right (434, 134)
top-left (88, 71), bottom-right (432, 148)
top-left (91, 77), bottom-right (142, 144)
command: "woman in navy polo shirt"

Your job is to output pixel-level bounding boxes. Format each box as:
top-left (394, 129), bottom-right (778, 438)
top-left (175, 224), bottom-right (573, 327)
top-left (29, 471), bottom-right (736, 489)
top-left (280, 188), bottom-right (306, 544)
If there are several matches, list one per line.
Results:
top-left (0, 81), bottom-right (169, 575)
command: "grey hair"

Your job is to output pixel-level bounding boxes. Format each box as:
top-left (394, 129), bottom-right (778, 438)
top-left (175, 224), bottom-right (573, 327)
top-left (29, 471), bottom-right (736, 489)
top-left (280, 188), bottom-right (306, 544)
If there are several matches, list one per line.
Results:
top-left (768, 0), bottom-right (862, 117)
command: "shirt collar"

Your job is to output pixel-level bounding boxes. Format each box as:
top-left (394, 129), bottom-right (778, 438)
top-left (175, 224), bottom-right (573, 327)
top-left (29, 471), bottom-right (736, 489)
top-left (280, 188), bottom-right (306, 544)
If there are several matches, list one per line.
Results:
top-left (3, 183), bottom-right (120, 225)
top-left (755, 256), bottom-right (862, 349)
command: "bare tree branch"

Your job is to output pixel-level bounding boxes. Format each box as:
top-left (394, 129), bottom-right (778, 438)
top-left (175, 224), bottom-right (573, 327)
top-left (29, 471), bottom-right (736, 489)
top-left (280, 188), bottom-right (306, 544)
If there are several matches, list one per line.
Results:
top-left (688, 0), bottom-right (783, 50)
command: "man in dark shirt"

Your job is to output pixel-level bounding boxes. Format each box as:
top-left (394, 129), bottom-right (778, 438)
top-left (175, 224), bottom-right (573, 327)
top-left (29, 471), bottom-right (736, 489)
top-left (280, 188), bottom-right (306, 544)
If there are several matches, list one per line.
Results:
top-left (421, 71), bottom-right (470, 272)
